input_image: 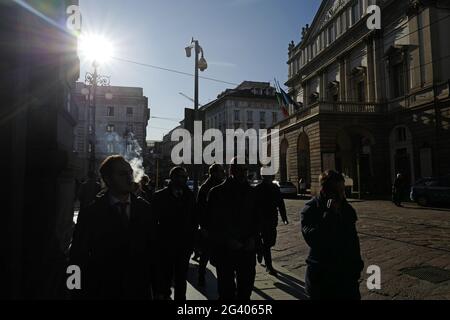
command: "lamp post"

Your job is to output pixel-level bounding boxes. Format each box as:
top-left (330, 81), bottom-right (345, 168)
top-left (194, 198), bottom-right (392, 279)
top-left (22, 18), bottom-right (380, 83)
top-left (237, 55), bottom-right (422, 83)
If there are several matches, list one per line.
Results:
top-left (185, 38), bottom-right (208, 194)
top-left (82, 60), bottom-right (111, 176)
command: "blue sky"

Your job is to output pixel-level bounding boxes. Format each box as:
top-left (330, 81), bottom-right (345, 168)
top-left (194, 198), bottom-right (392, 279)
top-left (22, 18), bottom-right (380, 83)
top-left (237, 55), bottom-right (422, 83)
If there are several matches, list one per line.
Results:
top-left (78, 0), bottom-right (321, 141)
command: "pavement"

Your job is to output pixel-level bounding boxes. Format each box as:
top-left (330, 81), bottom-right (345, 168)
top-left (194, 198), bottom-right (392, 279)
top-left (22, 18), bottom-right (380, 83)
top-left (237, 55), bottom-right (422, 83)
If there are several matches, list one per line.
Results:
top-left (185, 198), bottom-right (450, 300)
top-left (273, 198), bottom-right (450, 300)
top-left (185, 258), bottom-right (308, 300)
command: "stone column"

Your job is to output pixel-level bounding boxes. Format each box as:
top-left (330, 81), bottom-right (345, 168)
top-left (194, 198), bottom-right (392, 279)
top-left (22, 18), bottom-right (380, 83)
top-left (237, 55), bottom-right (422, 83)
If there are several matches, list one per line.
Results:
top-left (366, 36), bottom-right (376, 102)
top-left (372, 32), bottom-right (383, 102)
top-left (319, 71), bottom-right (327, 101)
top-left (303, 82), bottom-right (308, 107)
top-left (345, 56), bottom-right (353, 101)
top-left (339, 57), bottom-right (347, 101)
top-left (408, 13), bottom-right (423, 90)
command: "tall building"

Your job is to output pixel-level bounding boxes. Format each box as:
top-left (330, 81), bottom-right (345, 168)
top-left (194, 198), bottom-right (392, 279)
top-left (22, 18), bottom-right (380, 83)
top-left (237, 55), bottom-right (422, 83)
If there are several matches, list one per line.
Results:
top-left (159, 81), bottom-right (283, 182)
top-left (72, 82), bottom-right (150, 179)
top-left (0, 0), bottom-right (80, 298)
top-left (275, 0), bottom-right (450, 196)
top-left (201, 81), bottom-right (284, 178)
top-left (202, 81), bottom-right (282, 132)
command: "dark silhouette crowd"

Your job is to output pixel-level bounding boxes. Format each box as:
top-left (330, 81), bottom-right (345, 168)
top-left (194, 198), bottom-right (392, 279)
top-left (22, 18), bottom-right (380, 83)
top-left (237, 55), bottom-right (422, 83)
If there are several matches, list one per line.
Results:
top-left (69, 155), bottom-right (364, 300)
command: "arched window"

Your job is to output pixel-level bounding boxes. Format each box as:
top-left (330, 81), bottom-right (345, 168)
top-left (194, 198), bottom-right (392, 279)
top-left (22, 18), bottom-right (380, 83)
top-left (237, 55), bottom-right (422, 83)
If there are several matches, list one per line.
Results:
top-left (280, 139), bottom-right (289, 182)
top-left (389, 125), bottom-right (414, 185)
top-left (297, 133), bottom-right (311, 187)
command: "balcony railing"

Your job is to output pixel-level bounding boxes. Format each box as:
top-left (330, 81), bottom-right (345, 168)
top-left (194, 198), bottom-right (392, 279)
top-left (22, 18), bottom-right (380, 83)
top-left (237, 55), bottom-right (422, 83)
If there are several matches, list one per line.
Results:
top-left (319, 101), bottom-right (385, 114)
top-left (276, 82), bottom-right (450, 129)
top-left (277, 101), bottom-right (385, 128)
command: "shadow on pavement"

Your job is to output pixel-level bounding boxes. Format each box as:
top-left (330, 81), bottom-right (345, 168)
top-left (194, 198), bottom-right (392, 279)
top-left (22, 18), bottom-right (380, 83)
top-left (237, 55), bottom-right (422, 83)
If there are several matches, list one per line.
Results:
top-left (252, 288), bottom-right (275, 300)
top-left (273, 271), bottom-right (309, 300)
top-left (186, 260), bottom-right (309, 300)
top-left (186, 262), bottom-right (218, 300)
top-left (273, 282), bottom-right (308, 300)
top-left (275, 271), bottom-right (305, 287)
top-left (253, 269), bottom-right (309, 300)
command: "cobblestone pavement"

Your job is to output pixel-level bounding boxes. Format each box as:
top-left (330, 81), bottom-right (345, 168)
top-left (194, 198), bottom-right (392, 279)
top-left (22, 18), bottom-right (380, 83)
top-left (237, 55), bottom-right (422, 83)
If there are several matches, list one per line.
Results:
top-left (273, 198), bottom-right (450, 300)
top-left (185, 260), bottom-right (308, 300)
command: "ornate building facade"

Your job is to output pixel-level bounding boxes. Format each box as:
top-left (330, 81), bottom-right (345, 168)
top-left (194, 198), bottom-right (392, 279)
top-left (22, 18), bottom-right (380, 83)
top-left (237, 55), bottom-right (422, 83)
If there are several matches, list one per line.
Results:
top-left (72, 83), bottom-right (150, 179)
top-left (274, 0), bottom-right (450, 196)
top-left (201, 81), bottom-right (283, 179)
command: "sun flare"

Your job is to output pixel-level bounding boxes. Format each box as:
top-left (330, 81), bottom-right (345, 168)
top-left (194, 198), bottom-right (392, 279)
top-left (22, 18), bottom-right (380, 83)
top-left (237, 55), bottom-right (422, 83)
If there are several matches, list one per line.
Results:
top-left (79, 33), bottom-right (115, 65)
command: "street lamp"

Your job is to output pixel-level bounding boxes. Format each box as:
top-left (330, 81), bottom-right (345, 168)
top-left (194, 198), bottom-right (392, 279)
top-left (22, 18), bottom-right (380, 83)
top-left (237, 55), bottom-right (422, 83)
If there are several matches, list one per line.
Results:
top-left (82, 60), bottom-right (112, 176)
top-left (185, 38), bottom-right (207, 194)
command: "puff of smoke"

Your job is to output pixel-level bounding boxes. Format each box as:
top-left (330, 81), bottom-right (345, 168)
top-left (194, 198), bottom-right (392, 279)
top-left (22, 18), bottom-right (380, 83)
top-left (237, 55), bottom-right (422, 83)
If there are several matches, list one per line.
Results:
top-left (124, 132), bottom-right (145, 183)
top-left (101, 131), bottom-right (145, 183)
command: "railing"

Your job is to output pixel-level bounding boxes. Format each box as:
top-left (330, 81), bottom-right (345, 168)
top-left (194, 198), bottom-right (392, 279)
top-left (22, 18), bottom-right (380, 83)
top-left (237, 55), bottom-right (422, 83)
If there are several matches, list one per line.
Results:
top-left (276, 101), bottom-right (384, 129)
top-left (319, 102), bottom-right (384, 113)
top-left (276, 82), bottom-right (450, 129)
top-left (388, 81), bottom-right (450, 112)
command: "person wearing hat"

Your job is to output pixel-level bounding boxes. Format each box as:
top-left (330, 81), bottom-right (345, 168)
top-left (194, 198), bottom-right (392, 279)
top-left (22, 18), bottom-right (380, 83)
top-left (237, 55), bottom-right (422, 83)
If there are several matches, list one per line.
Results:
top-left (300, 170), bottom-right (364, 300)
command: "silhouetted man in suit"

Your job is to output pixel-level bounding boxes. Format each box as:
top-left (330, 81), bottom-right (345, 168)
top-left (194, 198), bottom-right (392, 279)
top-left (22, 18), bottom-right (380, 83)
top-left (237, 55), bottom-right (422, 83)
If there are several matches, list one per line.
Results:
top-left (70, 155), bottom-right (157, 300)
top-left (196, 163), bottom-right (225, 286)
top-left (255, 169), bottom-right (289, 276)
top-left (152, 167), bottom-right (196, 301)
top-left (301, 170), bottom-right (364, 300)
top-left (208, 158), bottom-right (259, 300)
top-left (392, 173), bottom-right (405, 207)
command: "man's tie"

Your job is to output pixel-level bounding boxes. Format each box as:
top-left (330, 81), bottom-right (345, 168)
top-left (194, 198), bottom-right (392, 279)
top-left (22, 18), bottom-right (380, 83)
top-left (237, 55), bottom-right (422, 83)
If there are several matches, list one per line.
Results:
top-left (116, 202), bottom-right (129, 228)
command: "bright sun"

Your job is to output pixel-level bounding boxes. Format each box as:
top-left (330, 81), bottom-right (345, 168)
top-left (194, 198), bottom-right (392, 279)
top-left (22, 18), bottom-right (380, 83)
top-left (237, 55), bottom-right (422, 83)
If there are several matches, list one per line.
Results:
top-left (79, 34), bottom-right (114, 65)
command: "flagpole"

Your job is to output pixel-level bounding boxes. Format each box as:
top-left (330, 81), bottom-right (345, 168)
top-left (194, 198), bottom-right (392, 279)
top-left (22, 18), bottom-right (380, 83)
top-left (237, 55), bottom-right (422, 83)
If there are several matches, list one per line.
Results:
top-left (276, 79), bottom-right (283, 93)
top-left (273, 78), bottom-right (281, 93)
top-left (274, 78), bottom-right (289, 118)
top-left (276, 78), bottom-right (301, 112)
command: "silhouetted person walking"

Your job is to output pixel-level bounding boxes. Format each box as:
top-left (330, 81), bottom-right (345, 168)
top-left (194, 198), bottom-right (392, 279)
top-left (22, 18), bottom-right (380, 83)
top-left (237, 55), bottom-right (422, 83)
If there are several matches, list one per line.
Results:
top-left (255, 169), bottom-right (288, 276)
top-left (70, 155), bottom-right (157, 299)
top-left (138, 175), bottom-right (153, 202)
top-left (152, 167), bottom-right (196, 301)
top-left (301, 170), bottom-right (364, 300)
top-left (208, 158), bottom-right (259, 300)
top-left (78, 171), bottom-right (101, 210)
top-left (299, 177), bottom-right (307, 197)
top-left (196, 164), bottom-right (225, 286)
top-left (392, 173), bottom-right (405, 207)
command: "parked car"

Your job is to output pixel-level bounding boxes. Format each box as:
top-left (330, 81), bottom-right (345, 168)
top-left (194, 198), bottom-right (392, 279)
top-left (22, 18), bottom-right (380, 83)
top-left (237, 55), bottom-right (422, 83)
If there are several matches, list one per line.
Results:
top-left (410, 176), bottom-right (450, 206)
top-left (274, 181), bottom-right (298, 198)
